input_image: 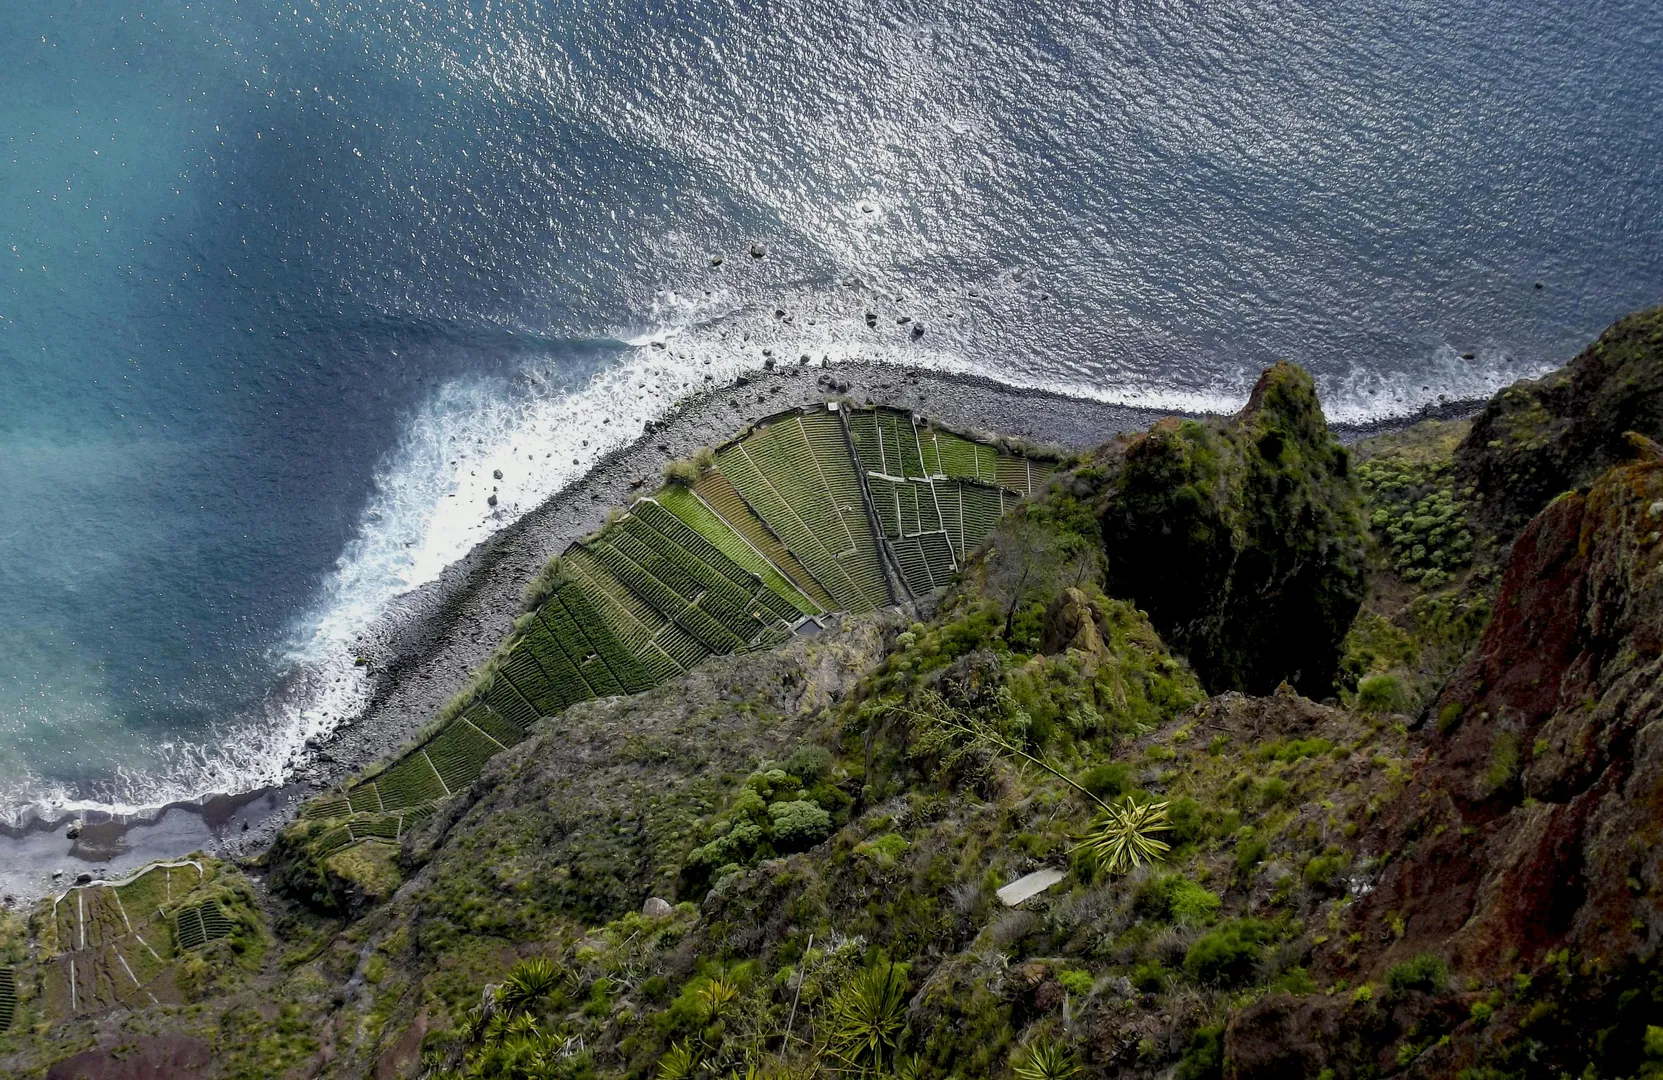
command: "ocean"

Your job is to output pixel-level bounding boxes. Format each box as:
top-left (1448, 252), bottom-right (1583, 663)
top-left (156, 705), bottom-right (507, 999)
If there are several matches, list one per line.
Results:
top-left (1, 0), bottom-right (1659, 823)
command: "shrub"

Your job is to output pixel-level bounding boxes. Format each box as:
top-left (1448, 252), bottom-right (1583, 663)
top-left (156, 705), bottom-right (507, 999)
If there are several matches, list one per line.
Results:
top-left (768, 801), bottom-right (832, 850)
top-left (1176, 1025), bottom-right (1224, 1080)
top-left (1437, 701), bottom-right (1464, 735)
top-left (1136, 875), bottom-right (1222, 926)
top-left (853, 833), bottom-right (908, 867)
top-left (1303, 852), bottom-right (1348, 889)
top-left (1129, 960), bottom-right (1168, 993)
top-left (662, 458), bottom-right (700, 486)
top-left (1480, 731), bottom-right (1520, 797)
top-left (784, 745), bottom-right (834, 783)
top-left (1055, 967), bottom-right (1094, 996)
top-left (522, 557), bottom-right (570, 612)
top-left (1079, 762), bottom-right (1132, 798)
top-left (1183, 919), bottom-right (1275, 986)
top-left (1235, 833), bottom-right (1269, 876)
top-left (1167, 796), bottom-right (1207, 846)
top-left (1357, 673), bottom-right (1407, 713)
top-left (1385, 953), bottom-right (1449, 996)
top-left (1260, 777), bottom-right (1290, 806)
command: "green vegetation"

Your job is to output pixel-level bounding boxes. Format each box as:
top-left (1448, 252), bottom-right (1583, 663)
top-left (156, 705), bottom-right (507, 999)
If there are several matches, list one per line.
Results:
top-left (1356, 453), bottom-right (1475, 588)
top-left (21, 331), bottom-right (1663, 1080)
top-left (1385, 953), bottom-right (1450, 996)
top-left (282, 405), bottom-right (1059, 891)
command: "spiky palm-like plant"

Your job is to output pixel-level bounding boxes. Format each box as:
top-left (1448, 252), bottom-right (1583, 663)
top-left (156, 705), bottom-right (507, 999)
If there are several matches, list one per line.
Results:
top-left (699, 975), bottom-right (741, 1022)
top-left (827, 963), bottom-right (909, 1075)
top-left (889, 695), bottom-right (1172, 877)
top-left (657, 1040), bottom-right (701, 1080)
top-left (456, 1004), bottom-right (488, 1045)
top-left (498, 956), bottom-right (563, 1015)
top-left (1012, 1039), bottom-right (1080, 1080)
top-left (1074, 798), bottom-right (1171, 876)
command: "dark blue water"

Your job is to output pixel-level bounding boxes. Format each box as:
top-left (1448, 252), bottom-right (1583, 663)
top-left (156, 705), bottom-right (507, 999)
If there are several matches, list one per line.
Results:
top-left (2, 0), bottom-right (1659, 819)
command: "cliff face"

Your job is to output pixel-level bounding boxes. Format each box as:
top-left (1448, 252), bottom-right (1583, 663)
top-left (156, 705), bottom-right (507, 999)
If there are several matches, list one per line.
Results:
top-left (1095, 362), bottom-right (1367, 697)
top-left (1458, 305), bottom-right (1663, 540)
top-left (1227, 451), bottom-right (1663, 1072)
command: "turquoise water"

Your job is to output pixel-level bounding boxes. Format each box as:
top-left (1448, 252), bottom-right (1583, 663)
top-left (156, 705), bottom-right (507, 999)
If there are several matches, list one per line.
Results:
top-left (1, 0), bottom-right (1659, 820)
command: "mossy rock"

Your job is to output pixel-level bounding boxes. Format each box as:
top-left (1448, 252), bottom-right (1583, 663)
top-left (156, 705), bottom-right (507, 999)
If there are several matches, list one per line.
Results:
top-left (1095, 362), bottom-right (1367, 695)
top-left (1458, 304), bottom-right (1663, 539)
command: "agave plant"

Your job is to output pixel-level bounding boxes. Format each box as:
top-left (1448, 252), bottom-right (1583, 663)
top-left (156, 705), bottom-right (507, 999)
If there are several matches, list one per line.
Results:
top-left (455, 1004), bottom-right (488, 1045)
top-left (888, 696), bottom-right (1172, 878)
top-left (1012, 1039), bottom-right (1080, 1080)
top-left (657, 1040), bottom-right (702, 1080)
top-left (498, 956), bottom-right (564, 1015)
top-left (1074, 798), bottom-right (1171, 876)
top-left (827, 963), bottom-right (909, 1074)
top-left (698, 974), bottom-right (741, 1022)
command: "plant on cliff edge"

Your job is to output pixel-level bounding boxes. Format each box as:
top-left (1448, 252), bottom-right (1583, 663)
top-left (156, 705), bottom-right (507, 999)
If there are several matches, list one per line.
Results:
top-left (1013, 1039), bottom-right (1081, 1080)
top-left (891, 692), bottom-right (1170, 875)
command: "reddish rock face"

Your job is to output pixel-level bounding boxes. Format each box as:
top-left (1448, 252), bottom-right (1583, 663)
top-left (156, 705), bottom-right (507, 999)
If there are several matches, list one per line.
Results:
top-left (44, 1036), bottom-right (212, 1079)
top-left (1349, 455), bottom-right (1663, 982)
top-left (1227, 453), bottom-right (1663, 1078)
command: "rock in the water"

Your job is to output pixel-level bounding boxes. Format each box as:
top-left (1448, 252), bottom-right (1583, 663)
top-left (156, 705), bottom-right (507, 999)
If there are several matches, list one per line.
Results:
top-left (492, 469), bottom-right (503, 480)
top-left (709, 254), bottom-right (723, 266)
top-left (642, 896), bottom-right (673, 919)
top-left (487, 493), bottom-right (498, 507)
top-left (911, 323), bottom-right (924, 338)
top-left (749, 242), bottom-right (766, 259)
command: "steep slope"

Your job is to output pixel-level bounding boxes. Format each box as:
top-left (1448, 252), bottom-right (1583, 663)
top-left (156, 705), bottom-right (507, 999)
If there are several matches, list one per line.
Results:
top-left (1458, 304), bottom-right (1663, 540)
top-left (1092, 361), bottom-right (1368, 696)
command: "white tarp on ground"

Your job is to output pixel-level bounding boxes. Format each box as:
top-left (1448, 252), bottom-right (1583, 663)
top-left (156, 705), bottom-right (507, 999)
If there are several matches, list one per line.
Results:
top-left (996, 867), bottom-right (1067, 906)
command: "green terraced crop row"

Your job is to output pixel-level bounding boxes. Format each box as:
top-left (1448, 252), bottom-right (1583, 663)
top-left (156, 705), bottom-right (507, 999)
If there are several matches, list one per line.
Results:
top-left (0, 965), bottom-right (15, 1033)
top-left (347, 814), bottom-right (402, 842)
top-left (301, 402), bottom-right (1053, 857)
top-left (692, 470), bottom-right (837, 611)
top-left (642, 490), bottom-right (820, 616)
top-left (175, 902), bottom-right (231, 952)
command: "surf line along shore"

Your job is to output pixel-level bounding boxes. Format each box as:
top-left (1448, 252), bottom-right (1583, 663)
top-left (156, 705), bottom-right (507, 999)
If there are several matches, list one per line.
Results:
top-left (0, 358), bottom-right (1481, 906)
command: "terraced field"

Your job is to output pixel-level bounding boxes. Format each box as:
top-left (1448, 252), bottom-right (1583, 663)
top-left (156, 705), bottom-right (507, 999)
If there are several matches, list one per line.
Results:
top-left (298, 403), bottom-right (1055, 858)
top-left (0, 966), bottom-right (14, 1033)
top-left (17, 861), bottom-right (239, 1021)
top-left (848, 407), bottom-right (1053, 596)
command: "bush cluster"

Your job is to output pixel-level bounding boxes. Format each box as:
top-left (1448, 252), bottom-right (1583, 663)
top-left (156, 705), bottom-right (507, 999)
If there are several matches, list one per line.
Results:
top-left (684, 759), bottom-right (846, 887)
top-left (1357, 456), bottom-right (1475, 587)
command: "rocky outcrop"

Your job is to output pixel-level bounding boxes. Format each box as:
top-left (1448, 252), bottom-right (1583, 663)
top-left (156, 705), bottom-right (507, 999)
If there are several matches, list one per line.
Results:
top-left (1095, 362), bottom-right (1367, 696)
top-left (1227, 444), bottom-right (1663, 1078)
top-left (1458, 304), bottom-right (1663, 540)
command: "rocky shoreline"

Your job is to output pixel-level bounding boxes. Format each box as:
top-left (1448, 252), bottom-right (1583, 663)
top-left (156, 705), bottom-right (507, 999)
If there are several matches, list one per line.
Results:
top-left (0, 359), bottom-right (1481, 905)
